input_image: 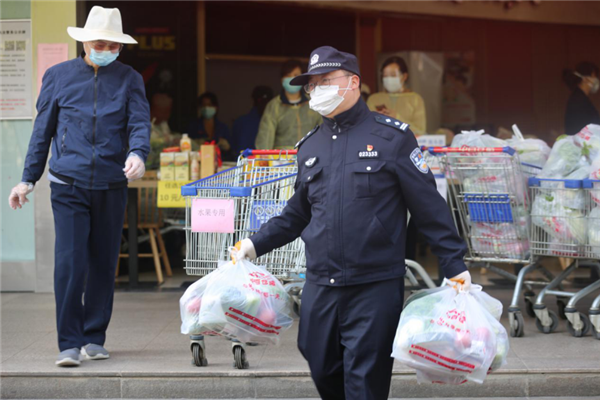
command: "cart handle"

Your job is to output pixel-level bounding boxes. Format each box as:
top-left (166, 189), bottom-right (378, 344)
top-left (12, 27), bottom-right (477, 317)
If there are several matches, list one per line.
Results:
top-left (241, 149), bottom-right (298, 157)
top-left (427, 146), bottom-right (515, 155)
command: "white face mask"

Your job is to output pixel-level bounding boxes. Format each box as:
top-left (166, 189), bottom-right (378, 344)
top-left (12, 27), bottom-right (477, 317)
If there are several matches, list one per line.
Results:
top-left (309, 77), bottom-right (353, 116)
top-left (383, 76), bottom-right (403, 93)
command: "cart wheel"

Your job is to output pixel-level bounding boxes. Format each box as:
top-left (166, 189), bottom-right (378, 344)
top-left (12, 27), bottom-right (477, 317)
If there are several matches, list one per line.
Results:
top-left (567, 313), bottom-right (591, 338)
top-left (524, 297), bottom-right (536, 318)
top-left (509, 311), bottom-right (524, 338)
top-left (233, 346), bottom-right (249, 369)
top-left (535, 310), bottom-right (559, 334)
top-left (191, 343), bottom-right (208, 367)
top-left (556, 298), bottom-right (568, 320)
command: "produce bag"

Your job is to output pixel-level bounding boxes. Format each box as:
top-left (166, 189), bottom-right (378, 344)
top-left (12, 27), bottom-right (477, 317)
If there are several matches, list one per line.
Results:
top-left (573, 124), bottom-right (600, 162)
top-left (180, 274), bottom-right (219, 336)
top-left (531, 194), bottom-right (587, 245)
top-left (590, 157), bottom-right (600, 181)
top-left (470, 221), bottom-right (529, 260)
top-left (506, 137), bottom-right (551, 169)
top-left (540, 135), bottom-right (589, 179)
top-left (588, 207), bottom-right (600, 258)
top-left (392, 285), bottom-right (508, 385)
top-left (197, 255), bottom-right (293, 345)
top-left (451, 130), bottom-right (507, 149)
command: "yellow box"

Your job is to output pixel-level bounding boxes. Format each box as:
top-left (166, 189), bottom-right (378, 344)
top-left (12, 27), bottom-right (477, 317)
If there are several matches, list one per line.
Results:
top-left (175, 152), bottom-right (190, 181)
top-left (160, 152), bottom-right (175, 181)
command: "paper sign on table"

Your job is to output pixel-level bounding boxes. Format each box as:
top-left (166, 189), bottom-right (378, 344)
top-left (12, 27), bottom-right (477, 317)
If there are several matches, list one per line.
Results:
top-left (158, 180), bottom-right (191, 208)
top-left (191, 199), bottom-right (234, 233)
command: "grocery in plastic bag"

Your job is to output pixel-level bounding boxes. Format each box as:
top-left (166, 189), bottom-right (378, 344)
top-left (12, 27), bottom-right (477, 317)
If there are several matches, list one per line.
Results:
top-left (197, 257), bottom-right (293, 345)
top-left (392, 285), bottom-right (508, 385)
top-left (531, 194), bottom-right (587, 245)
top-left (451, 130), bottom-right (507, 149)
top-left (588, 207), bottom-right (600, 258)
top-left (180, 274), bottom-right (218, 336)
top-left (540, 135), bottom-right (589, 179)
top-left (573, 124), bottom-right (600, 162)
top-left (506, 137), bottom-right (551, 169)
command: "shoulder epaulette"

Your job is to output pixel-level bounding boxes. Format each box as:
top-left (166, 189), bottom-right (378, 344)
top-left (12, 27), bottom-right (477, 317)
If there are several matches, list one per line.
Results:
top-left (295, 125), bottom-right (320, 149)
top-left (374, 115), bottom-right (409, 132)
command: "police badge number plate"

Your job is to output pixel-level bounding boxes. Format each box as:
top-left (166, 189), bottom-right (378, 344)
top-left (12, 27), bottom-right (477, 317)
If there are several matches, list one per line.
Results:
top-left (358, 145), bottom-right (378, 159)
top-left (410, 148), bottom-right (429, 174)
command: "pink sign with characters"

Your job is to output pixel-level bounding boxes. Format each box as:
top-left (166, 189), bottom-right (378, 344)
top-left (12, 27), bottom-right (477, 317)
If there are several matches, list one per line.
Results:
top-left (191, 199), bottom-right (235, 233)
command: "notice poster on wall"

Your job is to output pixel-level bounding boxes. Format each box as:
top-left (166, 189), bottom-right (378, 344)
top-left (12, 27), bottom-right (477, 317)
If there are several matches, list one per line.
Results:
top-left (442, 51), bottom-right (476, 127)
top-left (37, 43), bottom-right (68, 95)
top-left (0, 20), bottom-right (32, 120)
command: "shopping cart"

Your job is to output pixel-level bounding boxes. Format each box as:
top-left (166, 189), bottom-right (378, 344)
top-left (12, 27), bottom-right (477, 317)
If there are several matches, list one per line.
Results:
top-left (180, 149), bottom-right (305, 368)
top-left (585, 179), bottom-right (600, 340)
top-left (528, 177), bottom-right (600, 337)
top-left (428, 146), bottom-right (555, 337)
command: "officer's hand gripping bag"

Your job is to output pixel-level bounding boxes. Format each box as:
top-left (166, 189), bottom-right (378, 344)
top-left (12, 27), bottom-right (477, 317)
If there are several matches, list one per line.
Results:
top-left (197, 256), bottom-right (293, 345)
top-left (179, 273), bottom-right (220, 336)
top-left (391, 285), bottom-right (509, 385)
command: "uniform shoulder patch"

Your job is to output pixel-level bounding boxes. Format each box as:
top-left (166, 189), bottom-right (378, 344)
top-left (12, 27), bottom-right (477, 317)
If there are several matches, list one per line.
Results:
top-left (295, 125), bottom-right (320, 149)
top-left (410, 147), bottom-right (429, 174)
top-left (374, 115), bottom-right (410, 132)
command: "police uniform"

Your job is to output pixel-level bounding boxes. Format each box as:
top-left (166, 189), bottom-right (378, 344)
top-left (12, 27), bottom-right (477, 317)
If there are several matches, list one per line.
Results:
top-left (249, 46), bottom-right (467, 400)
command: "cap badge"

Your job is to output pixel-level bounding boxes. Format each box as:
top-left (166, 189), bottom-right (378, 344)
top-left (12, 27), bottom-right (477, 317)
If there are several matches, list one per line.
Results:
top-left (311, 54), bottom-right (319, 65)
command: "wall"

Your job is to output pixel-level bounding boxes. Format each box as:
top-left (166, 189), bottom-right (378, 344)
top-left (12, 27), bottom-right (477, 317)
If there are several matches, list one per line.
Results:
top-left (356, 13), bottom-right (600, 141)
top-left (0, 0), bottom-right (76, 292)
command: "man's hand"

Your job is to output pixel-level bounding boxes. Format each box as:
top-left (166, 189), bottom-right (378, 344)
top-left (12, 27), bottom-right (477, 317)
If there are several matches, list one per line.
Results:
top-left (8, 183), bottom-right (34, 210)
top-left (123, 153), bottom-right (146, 181)
top-left (448, 270), bottom-right (472, 292)
top-left (232, 239), bottom-right (257, 264)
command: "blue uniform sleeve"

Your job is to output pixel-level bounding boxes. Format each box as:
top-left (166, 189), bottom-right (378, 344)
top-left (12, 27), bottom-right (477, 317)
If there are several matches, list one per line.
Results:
top-left (394, 131), bottom-right (468, 279)
top-left (126, 71), bottom-right (151, 162)
top-left (249, 170), bottom-right (311, 257)
top-left (22, 68), bottom-right (59, 183)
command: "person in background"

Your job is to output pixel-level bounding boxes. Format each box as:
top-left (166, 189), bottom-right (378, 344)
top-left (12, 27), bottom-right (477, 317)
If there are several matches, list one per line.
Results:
top-left (232, 86), bottom-right (274, 154)
top-left (255, 59), bottom-right (322, 149)
top-left (367, 56), bottom-right (427, 136)
top-left (563, 61), bottom-right (600, 135)
top-left (187, 92), bottom-right (232, 158)
top-left (360, 82), bottom-right (371, 103)
top-left (8, 6), bottom-right (150, 367)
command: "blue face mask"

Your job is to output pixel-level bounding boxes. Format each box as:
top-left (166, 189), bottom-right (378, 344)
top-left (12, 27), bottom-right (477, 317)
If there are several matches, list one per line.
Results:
top-left (89, 48), bottom-right (119, 67)
top-left (282, 77), bottom-right (302, 94)
top-left (201, 106), bottom-right (217, 120)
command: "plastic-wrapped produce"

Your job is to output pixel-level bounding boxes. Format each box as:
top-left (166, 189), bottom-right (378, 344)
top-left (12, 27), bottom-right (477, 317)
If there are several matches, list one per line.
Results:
top-left (451, 130), bottom-right (507, 149)
top-left (573, 124), bottom-right (600, 162)
top-left (392, 285), bottom-right (508, 385)
top-left (470, 221), bottom-right (529, 259)
top-left (588, 207), bottom-right (600, 258)
top-left (540, 136), bottom-right (589, 179)
top-left (531, 194), bottom-right (587, 245)
top-left (180, 274), bottom-right (218, 336)
top-left (506, 137), bottom-right (551, 169)
top-left (590, 156), bottom-right (600, 181)
top-left (197, 257), bottom-right (293, 345)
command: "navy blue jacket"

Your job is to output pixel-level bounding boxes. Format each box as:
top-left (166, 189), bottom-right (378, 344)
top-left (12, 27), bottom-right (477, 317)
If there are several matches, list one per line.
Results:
top-left (250, 99), bottom-right (467, 287)
top-left (22, 53), bottom-right (150, 190)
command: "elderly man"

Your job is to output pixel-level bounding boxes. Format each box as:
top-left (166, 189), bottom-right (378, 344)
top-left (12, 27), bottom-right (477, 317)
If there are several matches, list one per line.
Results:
top-left (8, 6), bottom-right (150, 367)
top-left (235, 46), bottom-right (471, 399)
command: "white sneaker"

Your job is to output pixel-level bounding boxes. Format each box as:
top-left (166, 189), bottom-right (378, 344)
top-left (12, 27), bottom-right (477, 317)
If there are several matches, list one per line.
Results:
top-left (56, 348), bottom-right (82, 367)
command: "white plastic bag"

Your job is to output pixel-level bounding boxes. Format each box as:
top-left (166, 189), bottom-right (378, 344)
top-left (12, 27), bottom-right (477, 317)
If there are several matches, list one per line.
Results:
top-left (506, 137), bottom-right (551, 169)
top-left (197, 257), bottom-right (293, 345)
top-left (531, 194), bottom-right (587, 244)
top-left (588, 207), bottom-right (600, 258)
top-left (180, 275), bottom-right (219, 336)
top-left (392, 285), bottom-right (508, 385)
top-left (573, 124), bottom-right (600, 162)
top-left (540, 136), bottom-right (588, 179)
top-left (451, 130), bottom-right (507, 149)
top-left (590, 156), bottom-right (600, 181)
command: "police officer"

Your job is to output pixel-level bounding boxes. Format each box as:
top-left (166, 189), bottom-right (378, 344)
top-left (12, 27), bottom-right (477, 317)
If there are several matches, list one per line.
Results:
top-left (235, 46), bottom-right (471, 400)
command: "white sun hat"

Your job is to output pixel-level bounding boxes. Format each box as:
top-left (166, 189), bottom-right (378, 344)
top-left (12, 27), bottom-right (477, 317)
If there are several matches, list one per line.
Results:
top-left (67, 6), bottom-right (137, 44)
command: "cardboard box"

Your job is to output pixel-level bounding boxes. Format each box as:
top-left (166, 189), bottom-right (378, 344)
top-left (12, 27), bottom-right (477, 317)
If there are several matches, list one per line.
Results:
top-left (175, 152), bottom-right (190, 181)
top-left (200, 144), bottom-right (216, 178)
top-left (160, 152), bottom-right (175, 181)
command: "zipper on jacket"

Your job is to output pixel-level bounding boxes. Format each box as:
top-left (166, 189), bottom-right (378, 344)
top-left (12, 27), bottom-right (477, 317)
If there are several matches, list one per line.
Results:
top-left (337, 120), bottom-right (347, 283)
top-left (91, 70), bottom-right (98, 188)
top-left (61, 128), bottom-right (67, 155)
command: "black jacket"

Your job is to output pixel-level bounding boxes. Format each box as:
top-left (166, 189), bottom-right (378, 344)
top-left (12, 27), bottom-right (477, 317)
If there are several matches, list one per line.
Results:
top-left (250, 99), bottom-right (467, 286)
top-left (565, 88), bottom-right (600, 136)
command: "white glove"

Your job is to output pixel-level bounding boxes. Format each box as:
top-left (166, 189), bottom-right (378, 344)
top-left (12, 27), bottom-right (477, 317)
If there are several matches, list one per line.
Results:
top-left (8, 182), bottom-right (34, 210)
top-left (123, 153), bottom-right (146, 181)
top-left (232, 238), bottom-right (257, 263)
top-left (448, 270), bottom-right (472, 292)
